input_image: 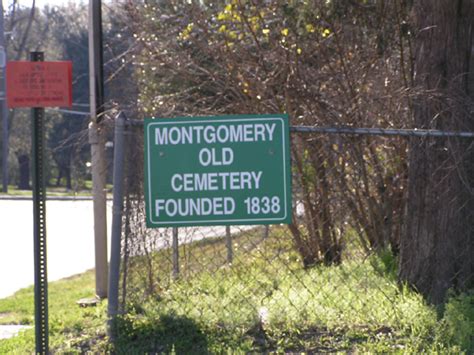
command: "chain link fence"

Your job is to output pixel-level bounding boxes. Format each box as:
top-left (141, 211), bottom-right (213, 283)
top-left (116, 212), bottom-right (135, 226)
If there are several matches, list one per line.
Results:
top-left (110, 117), bottom-right (474, 352)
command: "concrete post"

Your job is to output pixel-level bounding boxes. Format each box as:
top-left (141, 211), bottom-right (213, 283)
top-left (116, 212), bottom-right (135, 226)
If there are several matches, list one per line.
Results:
top-left (88, 121), bottom-right (108, 298)
top-left (88, 0), bottom-right (108, 298)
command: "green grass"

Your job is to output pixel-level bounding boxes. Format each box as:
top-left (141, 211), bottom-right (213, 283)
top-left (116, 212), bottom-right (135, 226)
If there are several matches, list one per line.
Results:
top-left (0, 271), bottom-right (110, 353)
top-left (0, 185), bottom-right (34, 196)
top-left (0, 227), bottom-right (472, 353)
top-left (109, 226), bottom-right (474, 353)
top-left (0, 183), bottom-right (113, 197)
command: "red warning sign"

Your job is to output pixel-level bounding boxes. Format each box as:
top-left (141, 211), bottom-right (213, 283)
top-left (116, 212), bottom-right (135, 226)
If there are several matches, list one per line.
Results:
top-left (6, 61), bottom-right (72, 108)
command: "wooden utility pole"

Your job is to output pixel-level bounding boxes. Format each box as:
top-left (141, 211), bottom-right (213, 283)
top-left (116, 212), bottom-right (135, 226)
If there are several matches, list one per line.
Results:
top-left (88, 0), bottom-right (108, 298)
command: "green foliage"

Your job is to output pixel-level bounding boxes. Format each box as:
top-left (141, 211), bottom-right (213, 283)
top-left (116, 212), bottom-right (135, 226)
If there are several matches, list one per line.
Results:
top-left (368, 248), bottom-right (398, 280)
top-left (114, 312), bottom-right (211, 353)
top-left (436, 291), bottom-right (474, 353)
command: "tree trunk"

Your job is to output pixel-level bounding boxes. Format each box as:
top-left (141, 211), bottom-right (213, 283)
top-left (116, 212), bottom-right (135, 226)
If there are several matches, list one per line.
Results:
top-left (17, 154), bottom-right (30, 190)
top-left (65, 165), bottom-right (72, 190)
top-left (399, 0), bottom-right (474, 304)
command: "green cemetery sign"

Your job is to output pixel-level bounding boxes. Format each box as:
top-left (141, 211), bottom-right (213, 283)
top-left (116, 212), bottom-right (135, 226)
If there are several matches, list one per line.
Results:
top-left (144, 114), bottom-right (292, 227)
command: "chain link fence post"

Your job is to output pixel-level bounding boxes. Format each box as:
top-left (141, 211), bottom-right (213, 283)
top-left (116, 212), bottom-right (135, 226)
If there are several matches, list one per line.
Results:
top-left (226, 226), bottom-right (233, 263)
top-left (108, 111), bottom-right (126, 339)
top-left (172, 227), bottom-right (179, 278)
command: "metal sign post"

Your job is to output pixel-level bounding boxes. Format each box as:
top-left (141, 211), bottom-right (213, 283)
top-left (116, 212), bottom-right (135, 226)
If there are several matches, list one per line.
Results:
top-left (144, 114), bottom-right (292, 227)
top-left (31, 51), bottom-right (48, 354)
top-left (5, 51), bottom-right (72, 354)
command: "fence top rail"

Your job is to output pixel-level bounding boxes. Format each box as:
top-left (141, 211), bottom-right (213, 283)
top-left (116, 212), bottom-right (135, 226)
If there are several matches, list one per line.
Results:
top-left (122, 117), bottom-right (474, 138)
top-left (291, 126), bottom-right (474, 138)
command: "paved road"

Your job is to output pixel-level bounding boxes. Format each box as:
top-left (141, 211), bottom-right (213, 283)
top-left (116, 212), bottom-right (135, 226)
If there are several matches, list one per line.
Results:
top-left (0, 199), bottom-right (112, 299)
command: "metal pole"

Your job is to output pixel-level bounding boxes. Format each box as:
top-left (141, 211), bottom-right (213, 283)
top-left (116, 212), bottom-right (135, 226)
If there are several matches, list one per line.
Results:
top-left (88, 0), bottom-right (108, 298)
top-left (31, 51), bottom-right (48, 355)
top-left (225, 226), bottom-right (233, 263)
top-left (107, 112), bottom-right (126, 339)
top-left (172, 227), bottom-right (179, 278)
top-left (1, 1), bottom-right (9, 192)
top-left (263, 225), bottom-right (269, 239)
top-left (90, 0), bottom-right (105, 122)
top-left (290, 125), bottom-right (474, 138)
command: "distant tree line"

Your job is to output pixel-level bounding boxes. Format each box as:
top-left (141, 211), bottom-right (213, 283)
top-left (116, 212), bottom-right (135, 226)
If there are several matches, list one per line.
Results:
top-left (0, 1), bottom-right (137, 191)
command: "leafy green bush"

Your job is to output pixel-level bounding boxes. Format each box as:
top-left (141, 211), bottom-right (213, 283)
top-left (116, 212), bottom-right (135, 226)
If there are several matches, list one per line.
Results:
top-left (436, 291), bottom-right (474, 353)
